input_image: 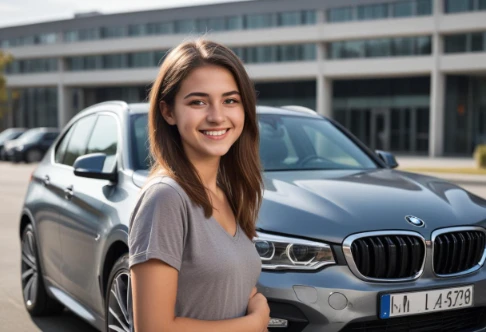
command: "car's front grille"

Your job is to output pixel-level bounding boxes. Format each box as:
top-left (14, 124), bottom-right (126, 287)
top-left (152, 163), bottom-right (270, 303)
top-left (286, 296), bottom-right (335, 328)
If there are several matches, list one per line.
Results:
top-left (433, 230), bottom-right (486, 275)
top-left (347, 233), bottom-right (425, 280)
top-left (341, 306), bottom-right (486, 332)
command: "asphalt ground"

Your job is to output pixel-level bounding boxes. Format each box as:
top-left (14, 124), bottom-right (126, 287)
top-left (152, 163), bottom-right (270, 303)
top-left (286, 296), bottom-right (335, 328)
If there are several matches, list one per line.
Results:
top-left (0, 161), bottom-right (485, 331)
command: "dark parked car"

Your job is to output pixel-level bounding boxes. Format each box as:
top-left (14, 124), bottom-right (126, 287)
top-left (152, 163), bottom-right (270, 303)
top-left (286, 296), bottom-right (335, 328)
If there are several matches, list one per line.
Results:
top-left (19, 101), bottom-right (486, 332)
top-left (5, 127), bottom-right (59, 163)
top-left (0, 127), bottom-right (27, 160)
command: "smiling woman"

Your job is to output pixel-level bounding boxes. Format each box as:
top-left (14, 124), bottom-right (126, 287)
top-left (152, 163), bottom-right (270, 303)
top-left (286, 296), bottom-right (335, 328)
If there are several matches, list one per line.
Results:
top-left (128, 39), bottom-right (270, 332)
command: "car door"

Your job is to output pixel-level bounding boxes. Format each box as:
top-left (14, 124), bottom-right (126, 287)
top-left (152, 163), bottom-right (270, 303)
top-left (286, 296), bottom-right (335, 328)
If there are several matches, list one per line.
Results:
top-left (58, 113), bottom-right (120, 314)
top-left (30, 126), bottom-right (76, 288)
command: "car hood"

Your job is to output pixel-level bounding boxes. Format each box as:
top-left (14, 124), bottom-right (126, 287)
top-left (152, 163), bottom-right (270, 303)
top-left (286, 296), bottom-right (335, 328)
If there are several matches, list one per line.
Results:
top-left (258, 169), bottom-right (486, 243)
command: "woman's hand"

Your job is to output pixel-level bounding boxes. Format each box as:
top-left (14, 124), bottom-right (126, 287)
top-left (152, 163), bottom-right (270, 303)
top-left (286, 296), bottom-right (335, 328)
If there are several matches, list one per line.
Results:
top-left (247, 287), bottom-right (270, 332)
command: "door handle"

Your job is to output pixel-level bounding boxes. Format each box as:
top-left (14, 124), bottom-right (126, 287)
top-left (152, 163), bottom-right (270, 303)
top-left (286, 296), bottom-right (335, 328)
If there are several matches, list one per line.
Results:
top-left (42, 175), bottom-right (50, 186)
top-left (64, 185), bottom-right (74, 200)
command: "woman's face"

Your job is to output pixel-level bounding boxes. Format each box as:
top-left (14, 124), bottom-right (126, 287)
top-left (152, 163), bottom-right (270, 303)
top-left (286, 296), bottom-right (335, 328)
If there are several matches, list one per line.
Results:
top-left (162, 65), bottom-right (245, 163)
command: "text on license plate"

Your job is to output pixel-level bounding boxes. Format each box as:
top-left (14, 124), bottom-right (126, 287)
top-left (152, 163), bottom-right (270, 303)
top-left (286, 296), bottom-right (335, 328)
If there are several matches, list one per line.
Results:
top-left (380, 285), bottom-right (473, 319)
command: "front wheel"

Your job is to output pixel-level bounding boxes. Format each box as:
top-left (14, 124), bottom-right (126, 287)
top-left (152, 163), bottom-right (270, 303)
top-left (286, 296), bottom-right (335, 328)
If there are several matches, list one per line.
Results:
top-left (20, 224), bottom-right (64, 316)
top-left (105, 254), bottom-right (131, 332)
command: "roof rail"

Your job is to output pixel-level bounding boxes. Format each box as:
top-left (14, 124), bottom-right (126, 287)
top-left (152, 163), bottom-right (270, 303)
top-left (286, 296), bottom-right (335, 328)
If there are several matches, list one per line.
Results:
top-left (280, 105), bottom-right (316, 115)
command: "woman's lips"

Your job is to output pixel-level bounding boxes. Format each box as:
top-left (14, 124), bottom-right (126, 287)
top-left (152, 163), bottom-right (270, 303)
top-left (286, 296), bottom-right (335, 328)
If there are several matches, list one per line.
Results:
top-left (199, 128), bottom-right (230, 140)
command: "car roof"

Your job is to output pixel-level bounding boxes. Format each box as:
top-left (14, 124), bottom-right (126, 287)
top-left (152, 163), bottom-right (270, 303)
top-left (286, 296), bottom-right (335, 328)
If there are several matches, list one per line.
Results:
top-left (127, 102), bottom-right (322, 119)
top-left (24, 127), bottom-right (59, 132)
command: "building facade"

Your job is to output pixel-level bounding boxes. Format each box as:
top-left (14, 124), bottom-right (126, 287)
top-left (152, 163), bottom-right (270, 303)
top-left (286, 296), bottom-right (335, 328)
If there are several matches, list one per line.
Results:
top-left (1, 0), bottom-right (486, 156)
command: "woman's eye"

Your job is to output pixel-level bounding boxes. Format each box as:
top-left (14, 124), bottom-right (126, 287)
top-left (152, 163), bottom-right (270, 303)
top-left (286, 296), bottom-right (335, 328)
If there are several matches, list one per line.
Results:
top-left (224, 98), bottom-right (239, 104)
top-left (190, 100), bottom-right (205, 106)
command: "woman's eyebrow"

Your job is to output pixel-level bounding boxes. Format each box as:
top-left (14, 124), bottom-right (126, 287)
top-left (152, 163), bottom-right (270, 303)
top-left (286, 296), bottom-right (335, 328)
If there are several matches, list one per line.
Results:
top-left (183, 90), bottom-right (240, 99)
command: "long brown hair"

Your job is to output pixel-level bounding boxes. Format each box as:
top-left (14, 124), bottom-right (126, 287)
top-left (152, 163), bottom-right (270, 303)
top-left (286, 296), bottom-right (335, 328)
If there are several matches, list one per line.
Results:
top-left (148, 39), bottom-right (263, 239)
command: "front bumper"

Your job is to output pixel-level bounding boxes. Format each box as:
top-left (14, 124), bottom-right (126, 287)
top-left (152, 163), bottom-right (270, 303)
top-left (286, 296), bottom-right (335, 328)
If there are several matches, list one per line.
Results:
top-left (5, 149), bottom-right (23, 162)
top-left (259, 264), bottom-right (486, 332)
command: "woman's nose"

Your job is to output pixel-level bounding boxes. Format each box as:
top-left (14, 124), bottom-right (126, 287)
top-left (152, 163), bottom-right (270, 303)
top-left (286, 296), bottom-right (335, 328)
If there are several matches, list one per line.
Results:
top-left (207, 104), bottom-right (225, 123)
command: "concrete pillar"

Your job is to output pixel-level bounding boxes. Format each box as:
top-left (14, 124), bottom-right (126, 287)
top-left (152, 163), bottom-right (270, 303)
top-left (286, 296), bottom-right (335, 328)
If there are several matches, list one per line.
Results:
top-left (56, 57), bottom-right (73, 129)
top-left (316, 42), bottom-right (332, 118)
top-left (317, 76), bottom-right (333, 118)
top-left (429, 0), bottom-right (445, 157)
top-left (6, 89), bottom-right (14, 128)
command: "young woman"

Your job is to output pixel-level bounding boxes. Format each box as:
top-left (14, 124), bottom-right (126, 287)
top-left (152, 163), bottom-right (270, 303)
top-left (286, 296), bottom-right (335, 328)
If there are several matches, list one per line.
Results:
top-left (128, 39), bottom-right (270, 332)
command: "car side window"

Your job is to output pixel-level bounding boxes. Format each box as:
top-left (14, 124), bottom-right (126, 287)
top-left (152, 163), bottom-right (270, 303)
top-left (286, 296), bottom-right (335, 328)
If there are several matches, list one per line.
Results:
top-left (43, 132), bottom-right (58, 141)
top-left (63, 116), bottom-right (97, 167)
top-left (55, 125), bottom-right (76, 164)
top-left (86, 115), bottom-right (119, 172)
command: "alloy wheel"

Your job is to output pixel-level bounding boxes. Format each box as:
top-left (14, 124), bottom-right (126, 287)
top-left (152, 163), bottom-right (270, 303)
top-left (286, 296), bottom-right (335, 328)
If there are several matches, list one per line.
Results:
top-left (21, 230), bottom-right (38, 308)
top-left (107, 271), bottom-right (131, 332)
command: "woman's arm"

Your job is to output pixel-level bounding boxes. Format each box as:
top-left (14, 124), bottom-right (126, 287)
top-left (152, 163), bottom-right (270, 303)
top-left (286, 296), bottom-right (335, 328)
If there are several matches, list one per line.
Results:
top-left (131, 259), bottom-right (270, 332)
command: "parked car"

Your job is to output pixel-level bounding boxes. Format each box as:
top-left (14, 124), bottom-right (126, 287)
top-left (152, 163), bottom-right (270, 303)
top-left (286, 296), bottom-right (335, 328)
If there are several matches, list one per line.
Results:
top-left (19, 101), bottom-right (486, 332)
top-left (0, 127), bottom-right (27, 160)
top-left (5, 127), bottom-right (59, 163)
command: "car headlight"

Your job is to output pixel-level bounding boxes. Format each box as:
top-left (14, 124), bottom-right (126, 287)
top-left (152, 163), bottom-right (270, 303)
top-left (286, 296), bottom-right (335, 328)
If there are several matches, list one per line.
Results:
top-left (15, 145), bottom-right (24, 151)
top-left (253, 231), bottom-right (335, 270)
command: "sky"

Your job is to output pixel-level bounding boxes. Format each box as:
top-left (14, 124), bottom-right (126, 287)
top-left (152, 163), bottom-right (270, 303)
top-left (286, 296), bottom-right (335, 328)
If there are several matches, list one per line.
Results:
top-left (0, 0), bottom-right (250, 28)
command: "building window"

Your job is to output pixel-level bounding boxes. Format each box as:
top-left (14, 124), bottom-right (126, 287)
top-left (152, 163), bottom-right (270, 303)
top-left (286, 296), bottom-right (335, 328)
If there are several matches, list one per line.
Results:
top-left (103, 54), bottom-right (126, 69)
top-left (203, 17), bottom-right (227, 31)
top-left (245, 13), bottom-right (277, 29)
top-left (227, 15), bottom-right (244, 30)
top-left (393, 37), bottom-right (415, 55)
top-left (393, 1), bottom-right (413, 17)
top-left (101, 26), bottom-right (127, 39)
top-left (128, 24), bottom-right (147, 37)
top-left (471, 32), bottom-right (484, 52)
top-left (6, 58), bottom-right (58, 74)
top-left (366, 39), bottom-right (391, 57)
top-left (480, 0), bottom-right (486, 10)
top-left (302, 10), bottom-right (317, 24)
top-left (175, 19), bottom-right (197, 34)
top-left (417, 0), bottom-right (433, 15)
top-left (357, 3), bottom-right (389, 21)
top-left (129, 52), bottom-right (154, 68)
top-left (445, 0), bottom-right (474, 13)
top-left (328, 7), bottom-right (354, 22)
top-left (329, 36), bottom-right (432, 59)
top-left (279, 11), bottom-right (301, 26)
top-left (445, 32), bottom-right (486, 53)
top-left (445, 34), bottom-right (468, 53)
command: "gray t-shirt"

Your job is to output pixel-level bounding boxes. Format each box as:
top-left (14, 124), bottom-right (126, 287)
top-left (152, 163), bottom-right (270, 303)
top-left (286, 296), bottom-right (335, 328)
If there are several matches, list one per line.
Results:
top-left (128, 176), bottom-right (262, 320)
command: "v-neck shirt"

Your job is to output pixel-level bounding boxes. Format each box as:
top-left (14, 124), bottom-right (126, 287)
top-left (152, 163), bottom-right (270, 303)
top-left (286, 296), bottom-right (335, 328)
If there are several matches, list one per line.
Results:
top-left (128, 176), bottom-right (262, 320)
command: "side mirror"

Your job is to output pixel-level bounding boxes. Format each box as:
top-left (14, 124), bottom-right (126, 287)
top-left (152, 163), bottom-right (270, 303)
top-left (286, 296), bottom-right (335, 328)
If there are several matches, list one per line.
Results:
top-left (73, 153), bottom-right (117, 182)
top-left (375, 150), bottom-right (399, 169)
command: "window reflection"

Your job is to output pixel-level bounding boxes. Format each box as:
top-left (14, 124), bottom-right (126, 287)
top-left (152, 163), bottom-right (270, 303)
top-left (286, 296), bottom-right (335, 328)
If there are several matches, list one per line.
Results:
top-left (329, 36), bottom-right (432, 59)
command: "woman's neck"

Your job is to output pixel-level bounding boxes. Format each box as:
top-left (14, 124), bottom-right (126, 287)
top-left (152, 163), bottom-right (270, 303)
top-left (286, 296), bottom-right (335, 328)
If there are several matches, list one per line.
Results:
top-left (189, 156), bottom-right (221, 192)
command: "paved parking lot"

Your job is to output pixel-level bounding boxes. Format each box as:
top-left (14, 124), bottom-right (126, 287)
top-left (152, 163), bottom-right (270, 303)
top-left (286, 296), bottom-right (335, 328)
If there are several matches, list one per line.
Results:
top-left (0, 161), bottom-right (485, 331)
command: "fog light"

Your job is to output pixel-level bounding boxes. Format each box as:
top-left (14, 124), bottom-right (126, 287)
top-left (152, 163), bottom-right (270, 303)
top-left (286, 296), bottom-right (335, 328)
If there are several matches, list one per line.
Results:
top-left (268, 318), bottom-right (288, 328)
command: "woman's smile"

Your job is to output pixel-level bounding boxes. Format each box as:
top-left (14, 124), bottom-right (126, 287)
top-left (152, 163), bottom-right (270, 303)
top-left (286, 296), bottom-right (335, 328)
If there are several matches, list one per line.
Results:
top-left (200, 128), bottom-right (231, 140)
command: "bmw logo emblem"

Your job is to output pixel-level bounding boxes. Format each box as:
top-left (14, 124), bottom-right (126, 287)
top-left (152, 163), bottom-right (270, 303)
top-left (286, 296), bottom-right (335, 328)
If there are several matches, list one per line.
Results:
top-left (405, 215), bottom-right (425, 227)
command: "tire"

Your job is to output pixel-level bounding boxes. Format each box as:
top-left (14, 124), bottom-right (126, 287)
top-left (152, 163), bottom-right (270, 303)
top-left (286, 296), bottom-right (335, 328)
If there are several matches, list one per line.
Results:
top-left (25, 149), bottom-right (43, 163)
top-left (105, 254), bottom-right (131, 332)
top-left (20, 224), bottom-right (64, 316)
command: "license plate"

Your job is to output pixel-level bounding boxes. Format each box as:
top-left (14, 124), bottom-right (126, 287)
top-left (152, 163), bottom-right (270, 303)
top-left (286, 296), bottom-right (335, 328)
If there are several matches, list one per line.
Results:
top-left (380, 285), bottom-right (473, 319)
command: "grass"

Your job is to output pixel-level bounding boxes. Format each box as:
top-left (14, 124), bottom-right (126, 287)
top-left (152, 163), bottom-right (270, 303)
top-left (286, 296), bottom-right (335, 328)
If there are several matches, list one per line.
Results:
top-left (399, 167), bottom-right (486, 175)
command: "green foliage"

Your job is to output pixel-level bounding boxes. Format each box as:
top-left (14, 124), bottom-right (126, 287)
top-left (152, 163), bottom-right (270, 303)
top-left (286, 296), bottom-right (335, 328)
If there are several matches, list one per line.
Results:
top-left (0, 51), bottom-right (14, 123)
top-left (473, 144), bottom-right (486, 169)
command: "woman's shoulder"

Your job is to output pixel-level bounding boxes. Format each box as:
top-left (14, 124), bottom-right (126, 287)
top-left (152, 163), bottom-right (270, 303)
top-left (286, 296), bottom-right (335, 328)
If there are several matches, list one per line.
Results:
top-left (141, 175), bottom-right (187, 203)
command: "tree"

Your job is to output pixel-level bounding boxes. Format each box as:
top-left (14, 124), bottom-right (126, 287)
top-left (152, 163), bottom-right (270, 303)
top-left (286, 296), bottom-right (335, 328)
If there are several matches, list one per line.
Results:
top-left (0, 51), bottom-right (13, 129)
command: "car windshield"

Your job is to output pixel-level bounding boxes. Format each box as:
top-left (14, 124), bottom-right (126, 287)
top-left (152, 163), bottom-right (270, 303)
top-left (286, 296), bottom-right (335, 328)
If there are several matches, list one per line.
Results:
top-left (0, 129), bottom-right (24, 144)
top-left (17, 130), bottom-right (44, 144)
top-left (130, 113), bottom-right (378, 171)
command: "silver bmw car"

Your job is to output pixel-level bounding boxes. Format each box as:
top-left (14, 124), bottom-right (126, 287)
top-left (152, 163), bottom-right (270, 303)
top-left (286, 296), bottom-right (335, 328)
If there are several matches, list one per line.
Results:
top-left (20, 101), bottom-right (486, 332)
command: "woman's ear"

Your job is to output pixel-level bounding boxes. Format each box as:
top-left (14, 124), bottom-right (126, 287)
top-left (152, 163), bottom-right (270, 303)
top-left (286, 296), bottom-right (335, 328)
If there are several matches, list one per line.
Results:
top-left (160, 101), bottom-right (176, 125)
